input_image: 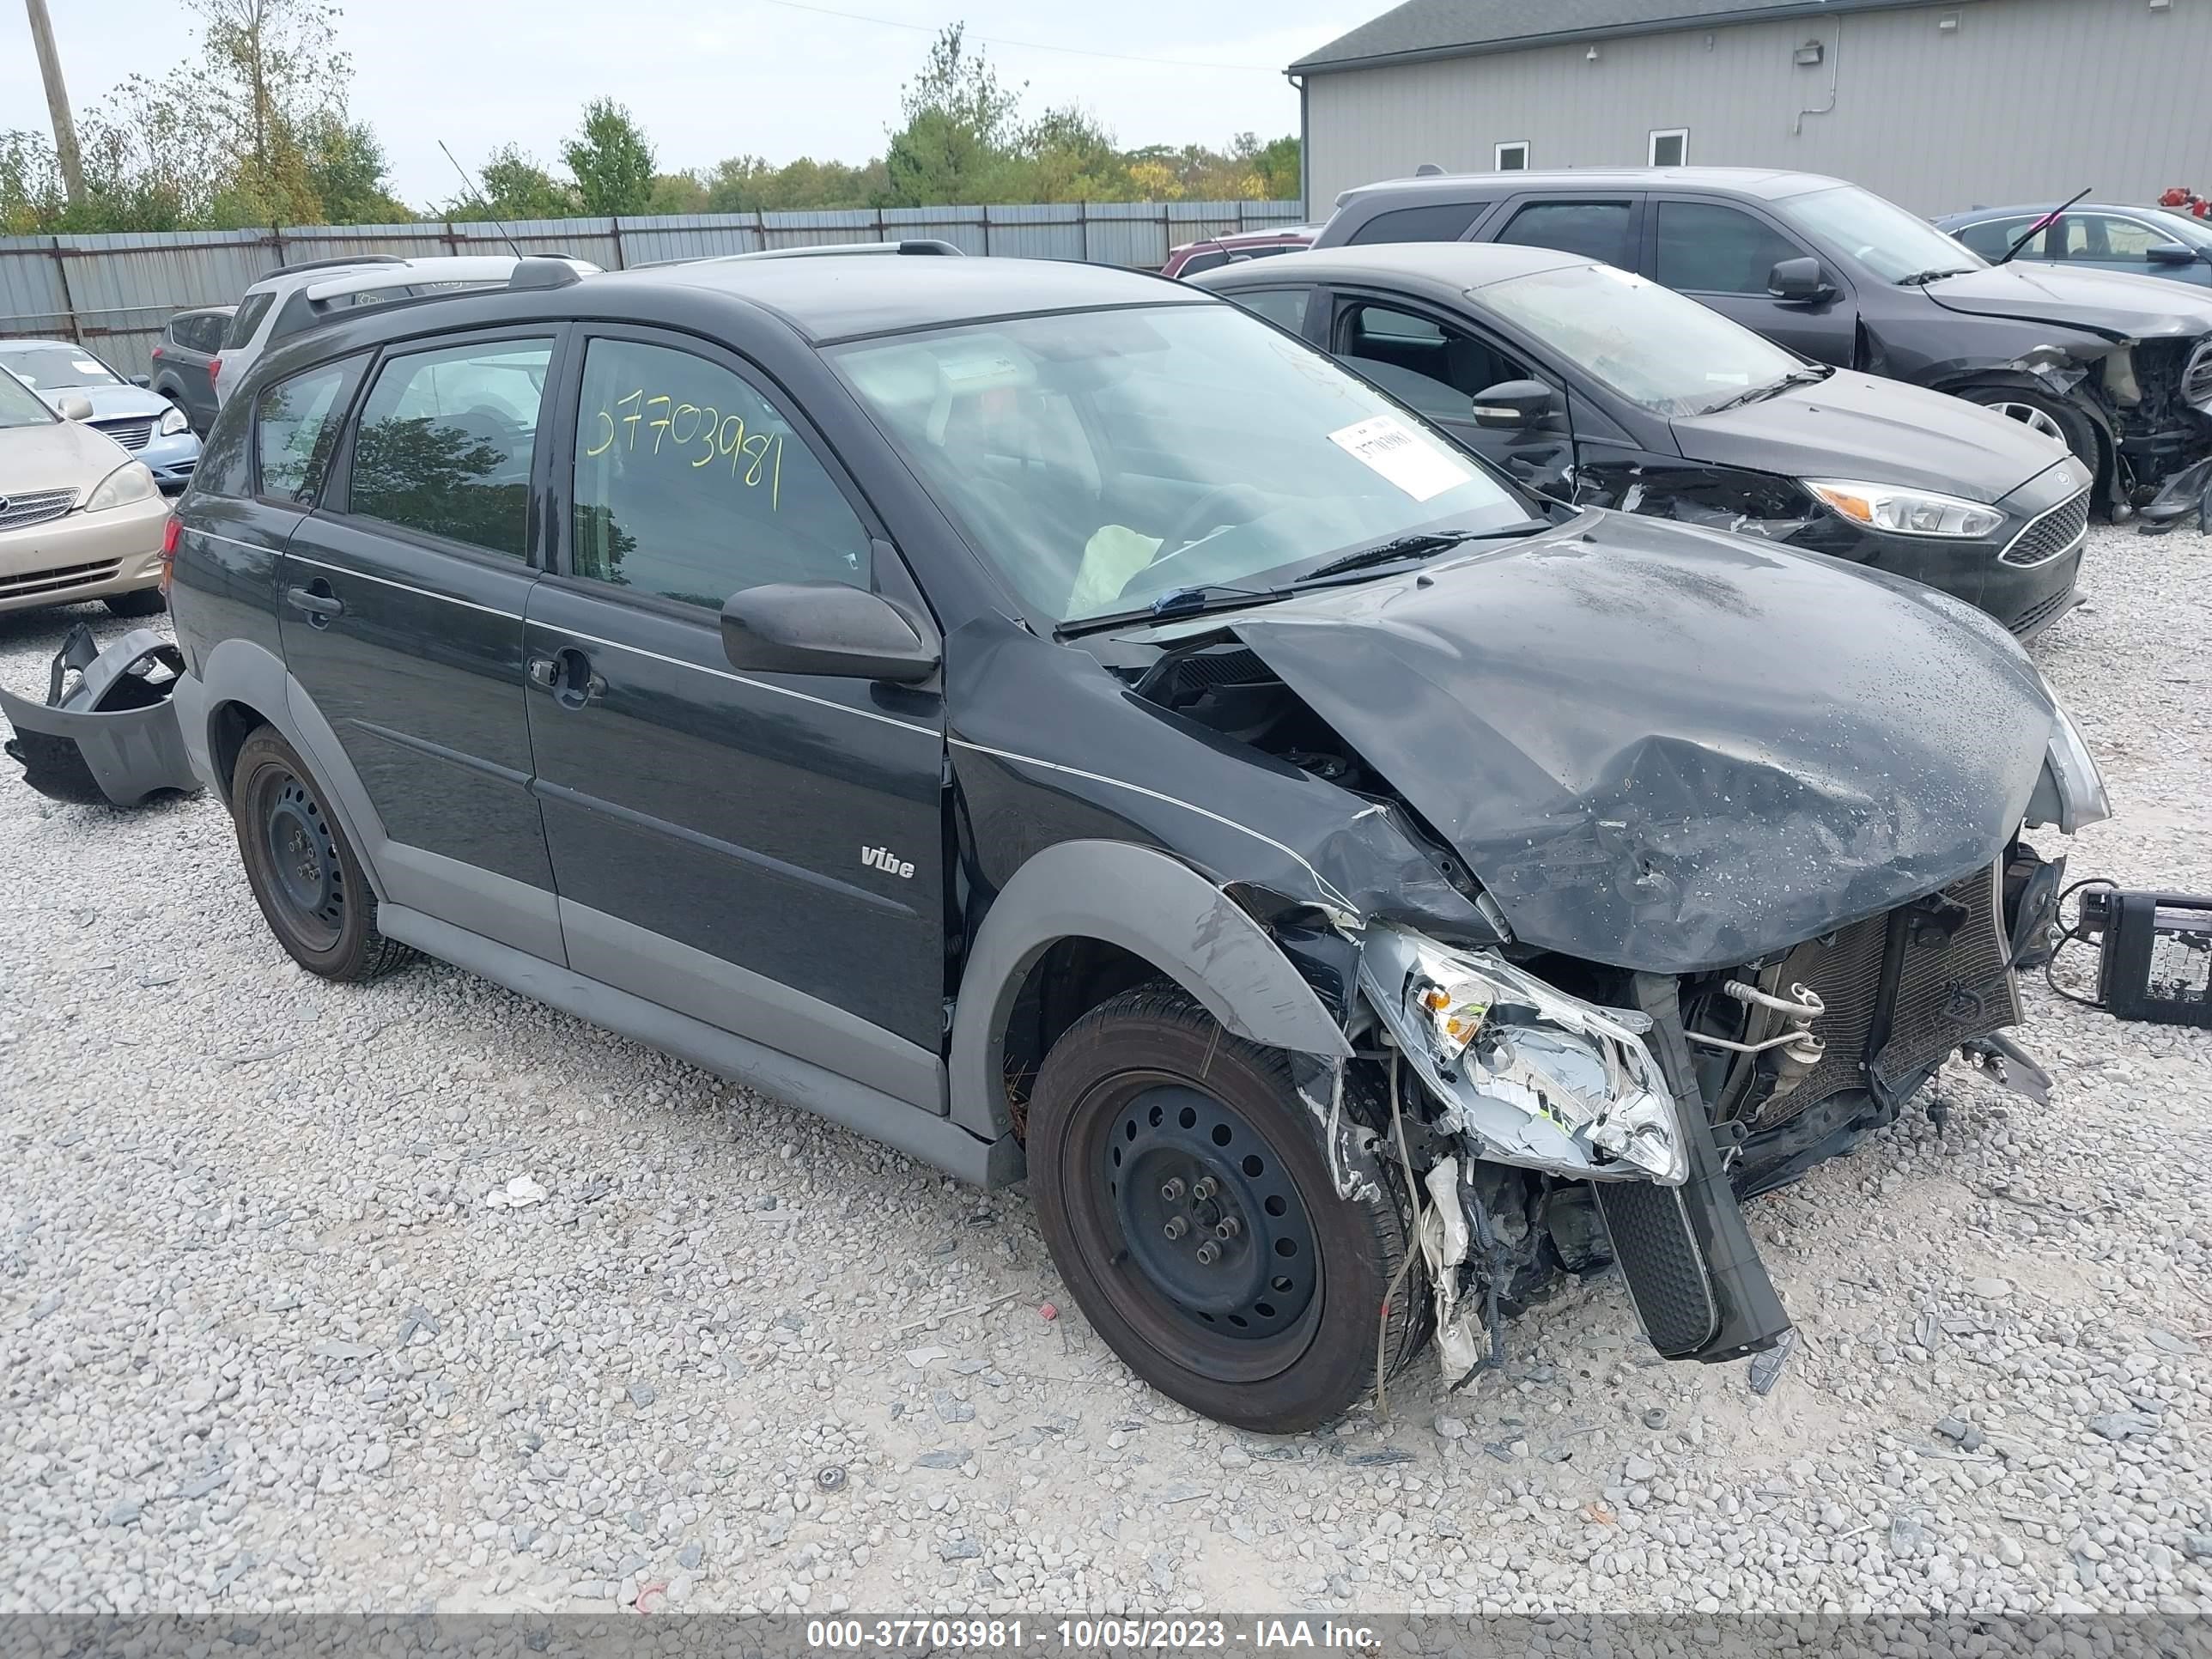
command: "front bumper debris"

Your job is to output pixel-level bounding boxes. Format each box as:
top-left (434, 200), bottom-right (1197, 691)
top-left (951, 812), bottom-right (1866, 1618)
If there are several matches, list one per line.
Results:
top-left (0, 623), bottom-right (200, 806)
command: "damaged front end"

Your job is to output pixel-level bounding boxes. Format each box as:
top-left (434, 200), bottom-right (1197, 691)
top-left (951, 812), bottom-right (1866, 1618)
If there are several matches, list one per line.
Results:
top-left (1142, 518), bottom-right (2113, 1391)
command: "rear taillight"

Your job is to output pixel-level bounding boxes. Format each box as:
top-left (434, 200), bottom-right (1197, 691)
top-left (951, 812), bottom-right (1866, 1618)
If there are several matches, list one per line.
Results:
top-left (208, 356), bottom-right (221, 386)
top-left (159, 514), bottom-right (181, 595)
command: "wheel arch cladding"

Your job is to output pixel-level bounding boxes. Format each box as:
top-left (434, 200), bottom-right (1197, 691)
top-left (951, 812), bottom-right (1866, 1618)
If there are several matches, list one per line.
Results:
top-left (946, 840), bottom-right (1354, 1141)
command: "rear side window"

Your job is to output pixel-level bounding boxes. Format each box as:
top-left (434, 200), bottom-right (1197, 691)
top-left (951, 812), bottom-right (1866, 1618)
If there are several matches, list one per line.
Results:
top-left (1229, 288), bottom-right (1312, 332)
top-left (346, 339), bottom-right (552, 559)
top-left (1953, 216), bottom-right (2047, 261)
top-left (1496, 200), bottom-right (1637, 268)
top-left (255, 356), bottom-right (365, 502)
top-left (1656, 201), bottom-right (1804, 294)
top-left (1346, 202), bottom-right (1485, 246)
top-left (569, 337), bottom-right (871, 608)
top-left (1177, 250), bottom-right (1230, 276)
top-left (224, 291), bottom-right (275, 349)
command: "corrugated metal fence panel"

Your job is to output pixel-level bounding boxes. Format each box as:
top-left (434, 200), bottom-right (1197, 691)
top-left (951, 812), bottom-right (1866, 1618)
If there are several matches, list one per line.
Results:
top-left (0, 201), bottom-right (1302, 375)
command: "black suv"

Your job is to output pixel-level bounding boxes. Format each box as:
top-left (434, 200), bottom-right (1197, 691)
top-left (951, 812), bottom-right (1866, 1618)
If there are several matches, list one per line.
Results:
top-left (161, 252), bottom-right (2106, 1431)
top-left (1314, 167), bottom-right (2212, 511)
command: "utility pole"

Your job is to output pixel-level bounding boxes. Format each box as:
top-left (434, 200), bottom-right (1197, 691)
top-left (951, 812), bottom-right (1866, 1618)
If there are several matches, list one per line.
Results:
top-left (24, 0), bottom-right (85, 208)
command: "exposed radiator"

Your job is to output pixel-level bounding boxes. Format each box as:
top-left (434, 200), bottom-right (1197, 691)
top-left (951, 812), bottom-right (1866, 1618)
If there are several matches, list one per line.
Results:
top-left (1754, 863), bottom-right (2016, 1127)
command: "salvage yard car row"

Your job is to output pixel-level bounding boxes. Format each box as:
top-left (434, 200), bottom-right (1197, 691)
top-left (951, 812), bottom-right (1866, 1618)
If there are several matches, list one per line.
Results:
top-left (3, 159), bottom-right (2189, 1437)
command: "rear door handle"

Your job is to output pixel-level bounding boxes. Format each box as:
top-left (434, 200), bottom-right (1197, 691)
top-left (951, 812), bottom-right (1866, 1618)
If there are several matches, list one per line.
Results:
top-left (283, 584), bottom-right (344, 624)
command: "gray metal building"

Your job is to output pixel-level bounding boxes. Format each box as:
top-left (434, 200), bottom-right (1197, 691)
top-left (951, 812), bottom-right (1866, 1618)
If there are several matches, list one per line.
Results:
top-left (1291, 0), bottom-right (2212, 216)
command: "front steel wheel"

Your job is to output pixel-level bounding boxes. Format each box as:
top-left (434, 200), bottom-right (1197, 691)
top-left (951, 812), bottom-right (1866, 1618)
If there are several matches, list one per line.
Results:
top-left (1028, 986), bottom-right (1427, 1432)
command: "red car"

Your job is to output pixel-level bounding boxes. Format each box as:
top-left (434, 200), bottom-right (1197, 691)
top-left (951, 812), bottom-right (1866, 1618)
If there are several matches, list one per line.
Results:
top-left (1159, 224), bottom-right (1317, 278)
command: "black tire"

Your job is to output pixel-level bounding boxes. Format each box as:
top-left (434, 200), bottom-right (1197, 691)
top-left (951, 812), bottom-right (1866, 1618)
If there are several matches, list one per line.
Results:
top-left (230, 729), bottom-right (413, 981)
top-left (1027, 985), bottom-right (1427, 1433)
top-left (105, 588), bottom-right (166, 618)
top-left (1954, 384), bottom-right (2103, 482)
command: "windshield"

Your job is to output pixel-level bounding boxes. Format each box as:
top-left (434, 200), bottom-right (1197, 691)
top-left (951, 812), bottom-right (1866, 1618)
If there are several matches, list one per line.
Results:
top-left (0, 345), bottom-right (123, 391)
top-left (1481, 262), bottom-right (1806, 416)
top-left (831, 304), bottom-right (1533, 624)
top-left (0, 368), bottom-right (57, 428)
top-left (1775, 185), bottom-right (1990, 283)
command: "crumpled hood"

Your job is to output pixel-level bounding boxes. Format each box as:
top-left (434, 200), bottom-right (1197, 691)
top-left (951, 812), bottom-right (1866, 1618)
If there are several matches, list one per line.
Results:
top-left (1230, 512), bottom-right (2057, 973)
top-left (1923, 263), bottom-right (2212, 339)
top-left (1671, 369), bottom-right (2065, 502)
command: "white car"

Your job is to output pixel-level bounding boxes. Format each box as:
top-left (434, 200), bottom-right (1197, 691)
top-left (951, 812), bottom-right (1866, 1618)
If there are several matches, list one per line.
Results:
top-left (0, 368), bottom-right (169, 617)
top-left (214, 254), bottom-right (599, 407)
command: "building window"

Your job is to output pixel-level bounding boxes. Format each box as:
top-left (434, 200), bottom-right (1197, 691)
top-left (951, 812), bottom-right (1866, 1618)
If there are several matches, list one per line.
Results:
top-left (1649, 128), bottom-right (1689, 167)
top-left (1496, 141), bottom-right (1529, 172)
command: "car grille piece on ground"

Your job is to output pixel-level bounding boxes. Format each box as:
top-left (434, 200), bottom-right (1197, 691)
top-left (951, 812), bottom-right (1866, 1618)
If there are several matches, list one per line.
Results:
top-left (0, 489), bottom-right (79, 532)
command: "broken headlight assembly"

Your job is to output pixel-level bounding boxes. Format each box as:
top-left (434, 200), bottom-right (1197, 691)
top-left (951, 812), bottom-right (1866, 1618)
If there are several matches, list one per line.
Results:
top-left (1804, 478), bottom-right (2005, 538)
top-left (1358, 928), bottom-right (1688, 1185)
top-left (2026, 691), bottom-right (2112, 836)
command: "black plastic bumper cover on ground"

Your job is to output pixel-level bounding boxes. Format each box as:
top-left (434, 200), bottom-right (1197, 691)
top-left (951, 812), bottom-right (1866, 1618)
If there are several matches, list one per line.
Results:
top-left (0, 624), bottom-right (201, 808)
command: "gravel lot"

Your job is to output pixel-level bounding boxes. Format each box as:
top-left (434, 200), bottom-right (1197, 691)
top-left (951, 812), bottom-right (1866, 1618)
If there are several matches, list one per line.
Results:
top-left (3, 520), bottom-right (2210, 1620)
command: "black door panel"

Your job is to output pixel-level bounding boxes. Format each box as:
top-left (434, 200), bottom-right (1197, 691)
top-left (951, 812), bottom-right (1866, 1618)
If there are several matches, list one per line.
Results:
top-left (522, 582), bottom-right (948, 1057)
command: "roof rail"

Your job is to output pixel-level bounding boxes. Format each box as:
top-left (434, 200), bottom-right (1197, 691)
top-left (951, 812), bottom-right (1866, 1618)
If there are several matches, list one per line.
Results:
top-left (729, 238), bottom-right (967, 262)
top-left (258, 252), bottom-right (407, 280)
top-left (508, 256), bottom-right (585, 292)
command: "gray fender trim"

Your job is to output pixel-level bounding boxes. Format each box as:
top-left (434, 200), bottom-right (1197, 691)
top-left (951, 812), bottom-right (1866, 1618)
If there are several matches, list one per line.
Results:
top-left (946, 839), bottom-right (1354, 1139)
top-left (180, 637), bottom-right (393, 902)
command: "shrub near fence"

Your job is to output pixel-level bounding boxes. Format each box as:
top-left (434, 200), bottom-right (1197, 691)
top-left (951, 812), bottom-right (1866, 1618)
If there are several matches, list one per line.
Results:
top-left (0, 200), bottom-right (1306, 380)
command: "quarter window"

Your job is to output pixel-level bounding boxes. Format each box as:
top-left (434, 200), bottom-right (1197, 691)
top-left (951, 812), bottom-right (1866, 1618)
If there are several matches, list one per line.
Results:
top-left (1656, 201), bottom-right (1806, 294)
top-left (1345, 202), bottom-right (1486, 246)
top-left (569, 337), bottom-right (870, 609)
top-left (346, 339), bottom-right (551, 559)
top-left (1230, 288), bottom-right (1312, 332)
top-left (255, 356), bottom-right (364, 502)
top-left (1340, 302), bottom-right (1535, 421)
top-left (223, 292), bottom-right (274, 350)
top-left (1496, 200), bottom-right (1637, 268)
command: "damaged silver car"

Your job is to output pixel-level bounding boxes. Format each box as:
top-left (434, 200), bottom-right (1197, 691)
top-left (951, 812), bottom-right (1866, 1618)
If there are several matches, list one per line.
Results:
top-left (120, 254), bottom-right (2106, 1432)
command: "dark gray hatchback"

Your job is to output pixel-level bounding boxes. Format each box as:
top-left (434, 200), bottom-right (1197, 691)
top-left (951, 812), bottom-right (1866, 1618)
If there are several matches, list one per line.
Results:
top-left (141, 251), bottom-right (2107, 1433)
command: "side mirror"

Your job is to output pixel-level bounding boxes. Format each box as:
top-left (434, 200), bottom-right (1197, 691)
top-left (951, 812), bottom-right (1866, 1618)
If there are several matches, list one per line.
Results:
top-left (2146, 242), bottom-right (2198, 267)
top-left (720, 581), bottom-right (939, 684)
top-left (1468, 378), bottom-right (1559, 430)
top-left (58, 394), bottom-right (94, 422)
top-left (128, 374), bottom-right (153, 387)
top-left (1768, 256), bottom-right (1835, 302)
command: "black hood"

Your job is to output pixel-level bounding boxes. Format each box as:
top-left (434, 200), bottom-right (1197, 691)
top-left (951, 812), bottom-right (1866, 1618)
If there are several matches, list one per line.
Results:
top-left (1671, 369), bottom-right (2065, 503)
top-left (1229, 512), bottom-right (2057, 974)
top-left (1923, 262), bottom-right (2212, 340)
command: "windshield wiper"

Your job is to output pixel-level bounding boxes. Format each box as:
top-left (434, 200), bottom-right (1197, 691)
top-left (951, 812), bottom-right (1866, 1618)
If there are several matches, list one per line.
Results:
top-left (1297, 521), bottom-right (1551, 584)
top-left (1055, 581), bottom-right (1292, 639)
top-left (1698, 364), bottom-right (1832, 415)
top-left (1895, 267), bottom-right (1975, 286)
top-left (1995, 186), bottom-right (2093, 266)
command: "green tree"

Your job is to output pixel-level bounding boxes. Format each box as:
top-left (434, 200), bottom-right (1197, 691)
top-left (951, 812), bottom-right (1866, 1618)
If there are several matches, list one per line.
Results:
top-left (562, 98), bottom-right (656, 216)
top-left (465, 146), bottom-right (576, 221)
top-left (882, 24), bottom-right (1026, 205)
top-left (304, 114), bottom-right (410, 222)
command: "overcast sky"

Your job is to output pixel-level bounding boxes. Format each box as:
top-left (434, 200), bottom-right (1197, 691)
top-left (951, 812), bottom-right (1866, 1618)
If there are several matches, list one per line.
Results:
top-left (3, 0), bottom-right (1358, 207)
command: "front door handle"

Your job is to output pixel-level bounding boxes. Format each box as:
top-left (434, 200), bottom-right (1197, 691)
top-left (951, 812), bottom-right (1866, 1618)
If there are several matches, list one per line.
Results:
top-left (531, 646), bottom-right (605, 710)
top-left (283, 584), bottom-right (344, 626)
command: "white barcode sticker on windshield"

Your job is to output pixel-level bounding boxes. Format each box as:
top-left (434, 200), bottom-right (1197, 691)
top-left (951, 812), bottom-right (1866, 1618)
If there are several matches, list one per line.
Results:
top-left (1326, 416), bottom-right (1475, 502)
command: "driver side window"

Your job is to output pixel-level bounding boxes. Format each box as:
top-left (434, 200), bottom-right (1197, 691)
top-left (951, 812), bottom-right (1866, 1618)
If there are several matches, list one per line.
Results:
top-left (569, 337), bottom-right (870, 609)
top-left (1337, 301), bottom-right (1534, 422)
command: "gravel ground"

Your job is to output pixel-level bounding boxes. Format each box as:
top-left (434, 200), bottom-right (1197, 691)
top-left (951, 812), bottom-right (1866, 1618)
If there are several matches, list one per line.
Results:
top-left (3, 520), bottom-right (2210, 1620)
